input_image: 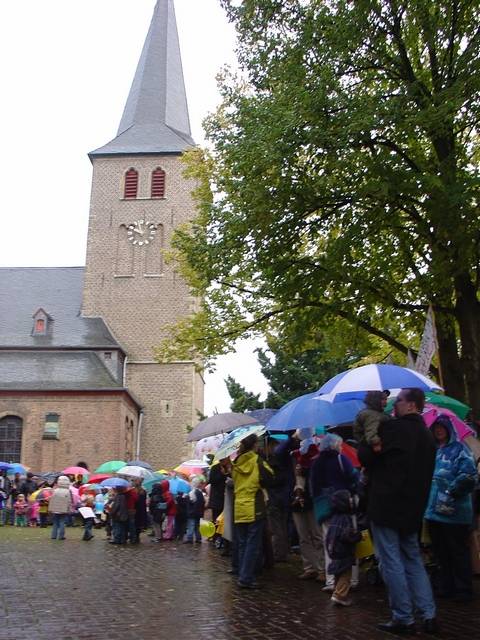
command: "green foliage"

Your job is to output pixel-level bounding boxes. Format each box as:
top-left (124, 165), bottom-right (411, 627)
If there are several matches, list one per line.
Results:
top-left (159, 1), bottom-right (480, 405)
top-left (225, 375), bottom-right (263, 412)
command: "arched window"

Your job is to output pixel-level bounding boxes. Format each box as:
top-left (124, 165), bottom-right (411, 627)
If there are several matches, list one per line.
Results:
top-left (124, 168), bottom-right (138, 199)
top-left (0, 415), bottom-right (23, 463)
top-left (151, 167), bottom-right (166, 198)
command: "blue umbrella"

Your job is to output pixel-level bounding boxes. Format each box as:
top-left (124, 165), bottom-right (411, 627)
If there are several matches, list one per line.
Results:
top-left (100, 477), bottom-right (130, 489)
top-left (168, 477), bottom-right (191, 494)
top-left (0, 462), bottom-right (13, 471)
top-left (266, 392), bottom-right (365, 430)
top-left (6, 463), bottom-right (27, 475)
top-left (317, 364), bottom-right (441, 402)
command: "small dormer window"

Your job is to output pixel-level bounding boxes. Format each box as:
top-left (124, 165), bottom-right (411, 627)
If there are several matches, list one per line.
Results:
top-left (32, 308), bottom-right (52, 336)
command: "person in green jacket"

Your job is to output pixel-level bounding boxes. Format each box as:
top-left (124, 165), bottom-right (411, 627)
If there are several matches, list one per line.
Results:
top-left (232, 433), bottom-right (274, 589)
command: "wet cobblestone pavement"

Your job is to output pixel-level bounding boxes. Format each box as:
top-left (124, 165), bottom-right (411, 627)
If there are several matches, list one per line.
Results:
top-left (0, 527), bottom-right (478, 640)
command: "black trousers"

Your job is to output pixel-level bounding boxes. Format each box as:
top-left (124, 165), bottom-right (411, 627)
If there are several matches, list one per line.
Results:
top-left (427, 520), bottom-right (473, 597)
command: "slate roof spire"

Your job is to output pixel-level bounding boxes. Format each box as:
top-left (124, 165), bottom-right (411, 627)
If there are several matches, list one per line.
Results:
top-left (90, 0), bottom-right (194, 157)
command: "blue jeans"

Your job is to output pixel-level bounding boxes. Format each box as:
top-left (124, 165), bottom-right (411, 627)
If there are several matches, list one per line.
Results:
top-left (51, 514), bottom-right (66, 540)
top-left (127, 512), bottom-right (138, 542)
top-left (185, 517), bottom-right (201, 542)
top-left (235, 519), bottom-right (265, 586)
top-left (371, 522), bottom-right (436, 624)
top-left (83, 517), bottom-right (94, 539)
top-left (112, 520), bottom-right (127, 544)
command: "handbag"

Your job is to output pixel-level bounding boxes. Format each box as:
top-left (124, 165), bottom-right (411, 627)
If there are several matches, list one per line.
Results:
top-left (313, 488), bottom-right (334, 523)
top-left (313, 454), bottom-right (346, 524)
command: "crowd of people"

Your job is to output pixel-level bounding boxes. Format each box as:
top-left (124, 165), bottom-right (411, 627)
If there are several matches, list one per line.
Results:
top-left (1, 387), bottom-right (479, 635)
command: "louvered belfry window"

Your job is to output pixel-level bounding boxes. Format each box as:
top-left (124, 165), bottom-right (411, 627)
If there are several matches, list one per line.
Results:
top-left (124, 168), bottom-right (138, 199)
top-left (151, 167), bottom-right (166, 198)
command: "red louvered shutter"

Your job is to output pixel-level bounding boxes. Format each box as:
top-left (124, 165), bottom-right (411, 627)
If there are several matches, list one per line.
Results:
top-left (151, 168), bottom-right (166, 198)
top-left (124, 169), bottom-right (138, 199)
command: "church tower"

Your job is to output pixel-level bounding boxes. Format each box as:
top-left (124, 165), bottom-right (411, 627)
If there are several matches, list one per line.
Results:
top-left (82, 0), bottom-right (203, 466)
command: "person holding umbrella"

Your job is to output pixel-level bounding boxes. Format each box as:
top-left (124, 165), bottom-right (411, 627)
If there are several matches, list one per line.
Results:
top-left (358, 388), bottom-right (438, 635)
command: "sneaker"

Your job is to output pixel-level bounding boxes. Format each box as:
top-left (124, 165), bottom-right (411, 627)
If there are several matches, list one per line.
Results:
top-left (322, 584), bottom-right (334, 593)
top-left (331, 595), bottom-right (352, 606)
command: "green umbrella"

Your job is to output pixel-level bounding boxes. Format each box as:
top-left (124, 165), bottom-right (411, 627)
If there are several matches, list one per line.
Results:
top-left (387, 392), bottom-right (470, 419)
top-left (143, 473), bottom-right (167, 494)
top-left (95, 460), bottom-right (127, 474)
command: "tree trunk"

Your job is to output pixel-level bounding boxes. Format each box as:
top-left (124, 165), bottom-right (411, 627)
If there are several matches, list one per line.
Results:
top-left (434, 311), bottom-right (466, 402)
top-left (455, 274), bottom-right (480, 420)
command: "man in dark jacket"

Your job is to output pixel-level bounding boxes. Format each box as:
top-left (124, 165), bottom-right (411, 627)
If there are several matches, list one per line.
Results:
top-left (20, 472), bottom-right (37, 498)
top-left (358, 388), bottom-right (437, 636)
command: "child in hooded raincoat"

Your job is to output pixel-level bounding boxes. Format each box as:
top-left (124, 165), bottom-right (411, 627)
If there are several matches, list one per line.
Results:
top-left (325, 489), bottom-right (362, 607)
top-left (184, 477), bottom-right (205, 544)
top-left (14, 494), bottom-right (28, 526)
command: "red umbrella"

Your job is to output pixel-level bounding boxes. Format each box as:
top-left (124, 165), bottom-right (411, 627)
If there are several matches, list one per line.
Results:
top-left (87, 473), bottom-right (112, 484)
top-left (341, 442), bottom-right (360, 468)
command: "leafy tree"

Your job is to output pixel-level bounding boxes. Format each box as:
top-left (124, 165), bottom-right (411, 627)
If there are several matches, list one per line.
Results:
top-left (159, 1), bottom-right (480, 416)
top-left (225, 375), bottom-right (262, 411)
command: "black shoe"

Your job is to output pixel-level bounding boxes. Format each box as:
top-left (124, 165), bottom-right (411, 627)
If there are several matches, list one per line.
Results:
top-left (452, 593), bottom-right (473, 603)
top-left (237, 580), bottom-right (259, 589)
top-left (376, 620), bottom-right (416, 636)
top-left (423, 618), bottom-right (440, 635)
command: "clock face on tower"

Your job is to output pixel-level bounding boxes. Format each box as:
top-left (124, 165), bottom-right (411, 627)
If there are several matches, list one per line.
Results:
top-left (127, 220), bottom-right (157, 246)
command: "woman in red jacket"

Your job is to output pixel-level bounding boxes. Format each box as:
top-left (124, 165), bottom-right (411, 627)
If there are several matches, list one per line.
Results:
top-left (160, 480), bottom-right (177, 540)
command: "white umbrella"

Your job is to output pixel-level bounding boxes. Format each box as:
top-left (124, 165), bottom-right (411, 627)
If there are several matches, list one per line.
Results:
top-left (117, 465), bottom-right (155, 480)
top-left (317, 364), bottom-right (442, 402)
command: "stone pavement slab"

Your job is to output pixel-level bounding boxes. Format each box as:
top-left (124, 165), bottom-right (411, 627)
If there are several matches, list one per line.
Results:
top-left (0, 527), bottom-right (478, 640)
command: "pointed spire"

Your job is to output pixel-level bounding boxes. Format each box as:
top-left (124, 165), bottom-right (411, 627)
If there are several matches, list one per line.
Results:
top-left (90, 0), bottom-right (195, 157)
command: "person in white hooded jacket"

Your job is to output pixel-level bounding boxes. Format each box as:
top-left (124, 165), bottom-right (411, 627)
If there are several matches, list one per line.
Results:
top-left (48, 475), bottom-right (73, 540)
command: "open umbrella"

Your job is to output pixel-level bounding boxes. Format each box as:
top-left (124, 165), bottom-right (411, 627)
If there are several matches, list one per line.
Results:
top-left (79, 483), bottom-right (101, 496)
top-left (6, 463), bottom-right (27, 475)
top-left (126, 460), bottom-right (153, 470)
top-left (267, 392), bottom-right (365, 430)
top-left (186, 412), bottom-right (259, 442)
top-left (100, 477), bottom-right (130, 489)
top-left (0, 462), bottom-right (13, 471)
top-left (62, 466), bottom-right (89, 477)
top-left (194, 434), bottom-right (226, 458)
top-left (29, 488), bottom-right (54, 502)
top-left (87, 473), bottom-right (112, 484)
top-left (168, 477), bottom-right (191, 494)
top-left (143, 473), bottom-right (168, 493)
top-left (117, 465), bottom-right (155, 480)
top-left (317, 364), bottom-right (442, 402)
top-left (95, 460), bottom-right (126, 474)
top-left (387, 392), bottom-right (470, 420)
top-left (174, 460), bottom-right (209, 478)
top-left (214, 424), bottom-right (267, 461)
top-left (422, 407), bottom-right (475, 441)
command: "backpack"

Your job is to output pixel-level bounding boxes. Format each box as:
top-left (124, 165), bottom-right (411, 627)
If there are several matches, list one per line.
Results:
top-left (151, 493), bottom-right (167, 512)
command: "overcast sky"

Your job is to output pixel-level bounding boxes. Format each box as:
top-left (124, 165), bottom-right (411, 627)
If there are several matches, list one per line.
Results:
top-left (0, 0), bottom-right (270, 415)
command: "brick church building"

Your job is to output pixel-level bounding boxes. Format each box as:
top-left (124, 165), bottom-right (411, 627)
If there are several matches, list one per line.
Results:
top-left (0, 0), bottom-right (204, 471)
